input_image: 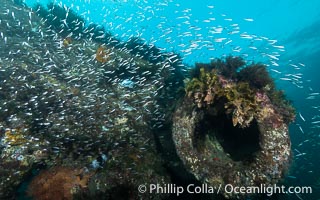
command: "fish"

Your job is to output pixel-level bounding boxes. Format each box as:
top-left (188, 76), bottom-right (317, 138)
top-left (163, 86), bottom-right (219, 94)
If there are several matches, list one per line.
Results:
top-left (299, 112), bottom-right (306, 122)
top-left (298, 126), bottom-right (305, 134)
top-left (295, 153), bottom-right (306, 157)
top-left (280, 77), bottom-right (292, 81)
top-left (244, 18), bottom-right (254, 22)
top-left (270, 69), bottom-right (281, 74)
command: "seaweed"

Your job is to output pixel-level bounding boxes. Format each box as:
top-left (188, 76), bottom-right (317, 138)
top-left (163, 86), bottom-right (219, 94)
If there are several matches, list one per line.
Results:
top-left (120, 36), bottom-right (164, 64)
top-left (34, 3), bottom-right (85, 38)
top-left (222, 56), bottom-right (245, 79)
top-left (185, 66), bottom-right (258, 127)
top-left (84, 23), bottom-right (117, 44)
top-left (237, 63), bottom-right (275, 89)
top-left (185, 56), bottom-right (296, 127)
top-left (224, 82), bottom-right (257, 127)
top-left (33, 3), bottom-right (119, 45)
top-left (190, 56), bottom-right (245, 80)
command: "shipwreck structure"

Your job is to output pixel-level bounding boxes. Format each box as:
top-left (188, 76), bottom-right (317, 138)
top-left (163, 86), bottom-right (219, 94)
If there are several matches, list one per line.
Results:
top-left (172, 58), bottom-right (295, 199)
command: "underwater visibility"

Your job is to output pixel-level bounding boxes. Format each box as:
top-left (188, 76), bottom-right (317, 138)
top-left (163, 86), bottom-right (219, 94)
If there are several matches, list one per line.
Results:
top-left (0, 0), bottom-right (319, 199)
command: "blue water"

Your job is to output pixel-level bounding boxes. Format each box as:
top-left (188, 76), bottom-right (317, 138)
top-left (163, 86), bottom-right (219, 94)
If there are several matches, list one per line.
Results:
top-left (22, 0), bottom-right (320, 199)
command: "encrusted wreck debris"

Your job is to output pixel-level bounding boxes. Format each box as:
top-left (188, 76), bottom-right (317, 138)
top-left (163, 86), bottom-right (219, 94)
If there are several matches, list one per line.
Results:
top-left (0, 1), bottom-right (180, 199)
top-left (172, 58), bottom-right (295, 199)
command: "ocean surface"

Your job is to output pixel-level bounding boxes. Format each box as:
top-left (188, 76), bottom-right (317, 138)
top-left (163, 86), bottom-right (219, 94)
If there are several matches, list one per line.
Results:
top-left (1, 0), bottom-right (320, 199)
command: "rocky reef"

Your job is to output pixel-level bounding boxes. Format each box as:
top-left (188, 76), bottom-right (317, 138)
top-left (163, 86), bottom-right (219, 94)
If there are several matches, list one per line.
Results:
top-left (172, 57), bottom-right (295, 199)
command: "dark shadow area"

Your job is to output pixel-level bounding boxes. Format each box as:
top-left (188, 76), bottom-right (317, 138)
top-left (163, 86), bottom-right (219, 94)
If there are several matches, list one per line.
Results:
top-left (196, 112), bottom-right (261, 162)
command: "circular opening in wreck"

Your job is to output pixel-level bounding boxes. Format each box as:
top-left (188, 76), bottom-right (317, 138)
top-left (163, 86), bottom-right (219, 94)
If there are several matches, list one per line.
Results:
top-left (194, 111), bottom-right (261, 162)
